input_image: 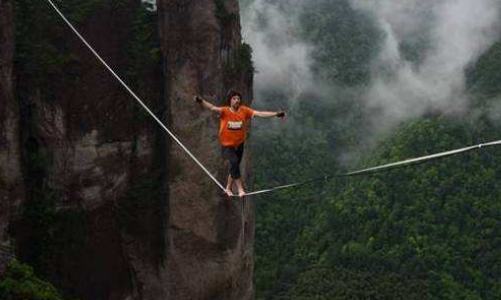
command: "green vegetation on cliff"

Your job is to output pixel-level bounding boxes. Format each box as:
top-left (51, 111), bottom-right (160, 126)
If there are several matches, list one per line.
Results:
top-left (214, 0), bottom-right (238, 24)
top-left (12, 0), bottom-right (101, 87)
top-left (0, 260), bottom-right (71, 300)
top-left (224, 42), bottom-right (255, 78)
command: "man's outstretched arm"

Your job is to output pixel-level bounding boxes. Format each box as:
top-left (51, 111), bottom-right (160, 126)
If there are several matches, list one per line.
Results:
top-left (253, 110), bottom-right (286, 118)
top-left (194, 96), bottom-right (222, 113)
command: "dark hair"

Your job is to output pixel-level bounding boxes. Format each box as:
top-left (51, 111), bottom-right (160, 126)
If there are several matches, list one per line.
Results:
top-left (225, 90), bottom-right (242, 106)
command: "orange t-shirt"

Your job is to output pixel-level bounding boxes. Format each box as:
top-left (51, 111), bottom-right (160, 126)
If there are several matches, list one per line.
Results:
top-left (219, 106), bottom-right (254, 147)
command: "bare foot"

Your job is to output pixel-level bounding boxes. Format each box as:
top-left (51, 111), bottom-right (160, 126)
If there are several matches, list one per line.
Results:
top-left (238, 190), bottom-right (246, 198)
top-left (225, 189), bottom-right (234, 197)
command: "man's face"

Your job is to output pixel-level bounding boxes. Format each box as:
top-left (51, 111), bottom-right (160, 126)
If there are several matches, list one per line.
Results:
top-left (230, 95), bottom-right (241, 108)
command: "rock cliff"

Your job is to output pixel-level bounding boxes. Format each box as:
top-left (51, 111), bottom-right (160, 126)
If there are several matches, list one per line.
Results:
top-left (0, 0), bottom-right (254, 299)
top-left (158, 0), bottom-right (254, 298)
top-left (0, 0), bottom-right (22, 275)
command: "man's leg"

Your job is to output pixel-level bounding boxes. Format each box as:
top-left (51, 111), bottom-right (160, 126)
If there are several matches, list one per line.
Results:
top-left (235, 178), bottom-right (245, 198)
top-left (225, 145), bottom-right (245, 197)
top-left (223, 146), bottom-right (238, 197)
top-left (225, 174), bottom-right (234, 196)
top-left (234, 144), bottom-right (245, 197)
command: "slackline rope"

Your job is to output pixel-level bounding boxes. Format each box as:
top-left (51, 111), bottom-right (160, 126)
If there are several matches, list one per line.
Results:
top-left (44, 0), bottom-right (501, 198)
top-left (44, 0), bottom-right (226, 192)
top-left (240, 139), bottom-right (501, 197)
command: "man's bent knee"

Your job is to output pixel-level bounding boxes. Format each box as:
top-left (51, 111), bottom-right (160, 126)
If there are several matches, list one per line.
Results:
top-left (230, 167), bottom-right (241, 180)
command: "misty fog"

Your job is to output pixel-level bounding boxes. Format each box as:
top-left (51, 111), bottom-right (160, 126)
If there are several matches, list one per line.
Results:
top-left (241, 0), bottom-right (501, 136)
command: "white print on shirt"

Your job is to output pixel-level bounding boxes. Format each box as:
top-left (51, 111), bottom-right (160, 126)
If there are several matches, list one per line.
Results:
top-left (227, 121), bottom-right (243, 130)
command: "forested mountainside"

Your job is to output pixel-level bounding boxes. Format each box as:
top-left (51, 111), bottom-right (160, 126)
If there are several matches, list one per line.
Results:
top-left (247, 0), bottom-right (501, 299)
top-left (0, 0), bottom-right (254, 299)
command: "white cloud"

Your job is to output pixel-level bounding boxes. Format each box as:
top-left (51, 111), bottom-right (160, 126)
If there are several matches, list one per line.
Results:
top-left (241, 0), bottom-right (314, 101)
top-left (240, 0), bottom-right (501, 137)
top-left (354, 0), bottom-right (501, 131)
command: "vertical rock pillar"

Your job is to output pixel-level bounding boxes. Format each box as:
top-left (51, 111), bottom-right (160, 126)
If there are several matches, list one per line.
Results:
top-left (0, 0), bottom-right (23, 274)
top-left (158, 0), bottom-right (254, 298)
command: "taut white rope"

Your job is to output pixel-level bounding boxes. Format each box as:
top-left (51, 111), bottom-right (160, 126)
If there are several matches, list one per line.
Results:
top-left (239, 139), bottom-right (501, 197)
top-left (44, 0), bottom-right (226, 192)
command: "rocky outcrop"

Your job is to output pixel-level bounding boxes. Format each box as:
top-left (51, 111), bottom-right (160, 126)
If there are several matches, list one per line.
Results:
top-left (157, 0), bottom-right (254, 299)
top-left (8, 0), bottom-right (166, 299)
top-left (2, 0), bottom-right (253, 298)
top-left (0, 0), bottom-right (22, 275)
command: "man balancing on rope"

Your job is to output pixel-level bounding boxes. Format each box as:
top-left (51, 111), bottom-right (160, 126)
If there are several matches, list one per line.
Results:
top-left (195, 90), bottom-right (285, 198)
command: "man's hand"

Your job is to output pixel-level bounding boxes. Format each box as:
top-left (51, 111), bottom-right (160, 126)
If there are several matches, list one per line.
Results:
top-left (194, 96), bottom-right (223, 113)
top-left (276, 111), bottom-right (286, 118)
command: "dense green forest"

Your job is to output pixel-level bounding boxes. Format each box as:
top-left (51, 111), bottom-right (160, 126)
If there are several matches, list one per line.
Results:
top-left (247, 0), bottom-right (501, 299)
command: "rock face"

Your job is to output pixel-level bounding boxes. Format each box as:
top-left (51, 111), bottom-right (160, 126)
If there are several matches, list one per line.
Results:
top-left (0, 0), bottom-right (22, 275)
top-left (158, 0), bottom-right (254, 298)
top-left (7, 1), bottom-right (165, 299)
top-left (1, 0), bottom-right (254, 299)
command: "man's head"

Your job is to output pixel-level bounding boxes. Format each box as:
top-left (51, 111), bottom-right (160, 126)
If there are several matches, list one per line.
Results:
top-left (226, 90), bottom-right (242, 109)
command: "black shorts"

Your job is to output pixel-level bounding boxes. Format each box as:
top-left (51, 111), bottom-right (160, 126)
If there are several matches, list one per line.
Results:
top-left (222, 144), bottom-right (244, 179)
